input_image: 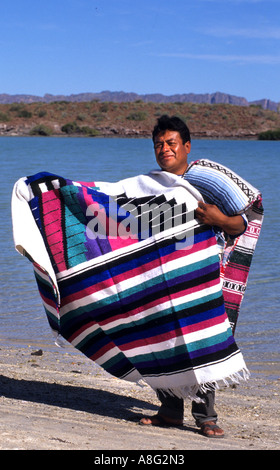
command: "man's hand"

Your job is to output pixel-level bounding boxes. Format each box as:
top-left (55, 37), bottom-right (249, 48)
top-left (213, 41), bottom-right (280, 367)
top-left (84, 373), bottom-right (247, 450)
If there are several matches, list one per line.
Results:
top-left (195, 201), bottom-right (226, 227)
top-left (195, 201), bottom-right (245, 236)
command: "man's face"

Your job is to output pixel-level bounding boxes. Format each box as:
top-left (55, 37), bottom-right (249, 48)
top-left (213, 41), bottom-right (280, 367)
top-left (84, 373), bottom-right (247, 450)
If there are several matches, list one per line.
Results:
top-left (153, 130), bottom-right (191, 175)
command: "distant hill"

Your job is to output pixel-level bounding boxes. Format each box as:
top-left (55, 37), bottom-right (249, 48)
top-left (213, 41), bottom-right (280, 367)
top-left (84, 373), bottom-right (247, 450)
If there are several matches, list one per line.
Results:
top-left (1, 98), bottom-right (280, 139)
top-left (0, 91), bottom-right (278, 111)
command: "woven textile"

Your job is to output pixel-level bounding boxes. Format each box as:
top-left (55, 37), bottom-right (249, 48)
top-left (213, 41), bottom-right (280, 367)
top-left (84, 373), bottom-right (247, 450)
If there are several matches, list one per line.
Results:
top-left (12, 170), bottom-right (249, 399)
top-left (185, 159), bottom-right (263, 332)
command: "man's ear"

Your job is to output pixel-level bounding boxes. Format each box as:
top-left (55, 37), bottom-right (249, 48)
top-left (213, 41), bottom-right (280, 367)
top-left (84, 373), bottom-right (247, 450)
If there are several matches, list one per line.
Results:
top-left (185, 141), bottom-right (191, 154)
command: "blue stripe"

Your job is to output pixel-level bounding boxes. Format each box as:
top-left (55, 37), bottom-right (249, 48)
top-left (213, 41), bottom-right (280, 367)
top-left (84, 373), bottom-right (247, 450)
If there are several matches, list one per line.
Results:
top-left (26, 171), bottom-right (59, 184)
top-left (58, 227), bottom-right (215, 297)
top-left (189, 334), bottom-right (235, 359)
top-left (108, 303), bottom-right (226, 348)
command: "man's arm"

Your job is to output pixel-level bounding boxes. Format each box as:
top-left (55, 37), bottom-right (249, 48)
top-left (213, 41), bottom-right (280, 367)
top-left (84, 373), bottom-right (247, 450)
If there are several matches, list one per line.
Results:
top-left (195, 201), bottom-right (245, 236)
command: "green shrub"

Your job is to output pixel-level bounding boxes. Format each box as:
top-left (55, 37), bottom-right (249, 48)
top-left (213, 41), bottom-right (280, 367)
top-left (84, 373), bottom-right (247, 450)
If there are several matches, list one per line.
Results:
top-left (61, 121), bottom-right (80, 134)
top-left (100, 103), bottom-right (109, 112)
top-left (61, 121), bottom-right (99, 137)
top-left (77, 114), bottom-right (86, 121)
top-left (38, 109), bottom-right (47, 117)
top-left (9, 104), bottom-right (32, 118)
top-left (80, 126), bottom-right (100, 137)
top-left (17, 109), bottom-right (32, 118)
top-left (0, 112), bottom-right (10, 122)
top-left (92, 112), bottom-right (105, 121)
top-left (126, 111), bottom-right (147, 121)
top-left (29, 125), bottom-right (53, 136)
top-left (258, 129), bottom-right (280, 140)
top-left (9, 104), bottom-right (24, 112)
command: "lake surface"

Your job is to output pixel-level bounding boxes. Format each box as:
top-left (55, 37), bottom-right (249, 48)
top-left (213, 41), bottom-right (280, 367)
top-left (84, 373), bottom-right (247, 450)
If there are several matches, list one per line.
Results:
top-left (1, 136), bottom-right (279, 379)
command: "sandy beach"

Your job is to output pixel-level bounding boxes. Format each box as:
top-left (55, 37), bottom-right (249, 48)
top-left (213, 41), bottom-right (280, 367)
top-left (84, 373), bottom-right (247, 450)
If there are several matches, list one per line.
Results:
top-left (0, 342), bottom-right (279, 451)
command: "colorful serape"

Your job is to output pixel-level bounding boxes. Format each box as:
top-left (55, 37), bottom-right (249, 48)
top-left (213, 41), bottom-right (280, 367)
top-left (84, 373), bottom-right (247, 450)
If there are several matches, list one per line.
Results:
top-left (12, 170), bottom-right (249, 399)
top-left (185, 159), bottom-right (263, 332)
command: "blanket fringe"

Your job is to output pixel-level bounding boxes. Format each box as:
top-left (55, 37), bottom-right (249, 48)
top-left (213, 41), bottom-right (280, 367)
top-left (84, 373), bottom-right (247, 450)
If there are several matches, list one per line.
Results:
top-left (153, 368), bottom-right (250, 402)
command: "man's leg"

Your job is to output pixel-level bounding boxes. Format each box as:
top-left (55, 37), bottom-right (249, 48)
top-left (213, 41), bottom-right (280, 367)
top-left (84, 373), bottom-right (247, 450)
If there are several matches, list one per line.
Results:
top-left (140, 390), bottom-right (184, 426)
top-left (140, 389), bottom-right (224, 436)
top-left (191, 389), bottom-right (224, 437)
top-left (156, 390), bottom-right (184, 421)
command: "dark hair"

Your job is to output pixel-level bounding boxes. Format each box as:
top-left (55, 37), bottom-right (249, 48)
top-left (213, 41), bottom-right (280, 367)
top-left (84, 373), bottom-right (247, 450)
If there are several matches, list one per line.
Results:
top-left (152, 115), bottom-right (191, 144)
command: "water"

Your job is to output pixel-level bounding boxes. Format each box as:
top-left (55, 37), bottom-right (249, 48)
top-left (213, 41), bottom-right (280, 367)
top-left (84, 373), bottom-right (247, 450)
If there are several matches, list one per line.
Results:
top-left (1, 136), bottom-right (279, 378)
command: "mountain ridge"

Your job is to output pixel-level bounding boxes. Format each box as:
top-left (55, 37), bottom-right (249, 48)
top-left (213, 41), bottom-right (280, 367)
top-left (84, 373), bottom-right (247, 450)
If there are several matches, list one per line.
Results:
top-left (0, 91), bottom-right (278, 111)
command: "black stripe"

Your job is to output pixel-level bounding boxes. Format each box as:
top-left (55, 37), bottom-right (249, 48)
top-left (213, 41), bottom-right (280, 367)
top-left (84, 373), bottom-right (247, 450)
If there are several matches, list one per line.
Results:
top-left (29, 175), bottom-right (67, 196)
top-left (134, 343), bottom-right (239, 377)
top-left (59, 269), bottom-right (222, 340)
top-left (58, 223), bottom-right (212, 288)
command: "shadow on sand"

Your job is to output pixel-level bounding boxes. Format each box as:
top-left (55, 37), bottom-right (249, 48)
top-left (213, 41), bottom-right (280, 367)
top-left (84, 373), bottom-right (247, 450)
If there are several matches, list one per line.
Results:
top-left (0, 374), bottom-right (198, 434)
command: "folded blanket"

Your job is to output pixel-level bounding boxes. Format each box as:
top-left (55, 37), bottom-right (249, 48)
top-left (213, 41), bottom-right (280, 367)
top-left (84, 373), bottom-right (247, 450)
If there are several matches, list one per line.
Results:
top-left (12, 169), bottom-right (249, 399)
top-left (185, 159), bottom-right (263, 332)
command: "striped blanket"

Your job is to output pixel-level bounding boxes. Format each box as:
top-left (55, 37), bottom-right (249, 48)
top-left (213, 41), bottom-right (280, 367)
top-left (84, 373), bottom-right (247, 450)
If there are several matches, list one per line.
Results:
top-left (12, 169), bottom-right (249, 399)
top-left (185, 159), bottom-right (263, 332)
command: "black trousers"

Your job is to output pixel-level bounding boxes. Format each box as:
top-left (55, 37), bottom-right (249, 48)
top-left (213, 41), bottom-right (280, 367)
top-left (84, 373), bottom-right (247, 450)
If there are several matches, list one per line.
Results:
top-left (156, 389), bottom-right (217, 426)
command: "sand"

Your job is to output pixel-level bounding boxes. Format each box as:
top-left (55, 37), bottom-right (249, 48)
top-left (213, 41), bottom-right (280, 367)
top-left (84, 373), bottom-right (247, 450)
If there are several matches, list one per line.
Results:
top-left (0, 343), bottom-right (279, 451)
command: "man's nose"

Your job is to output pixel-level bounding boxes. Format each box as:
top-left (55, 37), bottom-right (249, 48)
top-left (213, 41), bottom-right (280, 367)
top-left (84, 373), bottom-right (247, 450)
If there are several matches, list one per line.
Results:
top-left (162, 142), bottom-right (170, 152)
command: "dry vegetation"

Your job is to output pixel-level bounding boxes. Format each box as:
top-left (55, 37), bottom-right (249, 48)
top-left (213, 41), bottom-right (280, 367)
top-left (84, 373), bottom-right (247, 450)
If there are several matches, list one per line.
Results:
top-left (0, 100), bottom-right (280, 139)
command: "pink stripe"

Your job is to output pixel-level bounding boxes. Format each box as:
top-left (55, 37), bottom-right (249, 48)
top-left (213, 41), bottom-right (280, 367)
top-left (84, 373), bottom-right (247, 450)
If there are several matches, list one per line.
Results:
top-left (62, 276), bottom-right (220, 335)
top-left (82, 186), bottom-right (139, 251)
top-left (68, 320), bottom-right (96, 343)
top-left (112, 236), bottom-right (216, 285)
top-left (222, 290), bottom-right (243, 301)
top-left (108, 233), bottom-right (138, 251)
top-left (89, 341), bottom-right (118, 362)
top-left (39, 292), bottom-right (59, 312)
top-left (33, 263), bottom-right (46, 275)
top-left (78, 181), bottom-right (96, 186)
top-left (119, 312), bottom-right (227, 352)
top-left (42, 190), bottom-right (67, 271)
top-left (61, 235), bottom-right (217, 307)
top-left (99, 277), bottom-right (220, 327)
top-left (61, 277), bottom-right (116, 306)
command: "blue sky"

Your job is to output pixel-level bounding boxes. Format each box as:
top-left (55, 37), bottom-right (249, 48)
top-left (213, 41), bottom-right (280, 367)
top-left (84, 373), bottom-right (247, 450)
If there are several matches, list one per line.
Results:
top-left (1, 0), bottom-right (279, 102)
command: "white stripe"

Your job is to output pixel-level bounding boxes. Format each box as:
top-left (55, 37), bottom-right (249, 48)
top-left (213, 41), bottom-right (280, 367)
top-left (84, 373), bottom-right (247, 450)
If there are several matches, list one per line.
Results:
top-left (38, 182), bottom-right (48, 193)
top-left (95, 346), bottom-right (125, 367)
top-left (102, 281), bottom-right (222, 332)
top-left (64, 282), bottom-right (222, 349)
top-left (71, 323), bottom-right (100, 347)
top-left (123, 318), bottom-right (230, 359)
top-left (59, 243), bottom-right (219, 315)
top-left (52, 179), bottom-right (61, 189)
top-left (33, 265), bottom-right (51, 283)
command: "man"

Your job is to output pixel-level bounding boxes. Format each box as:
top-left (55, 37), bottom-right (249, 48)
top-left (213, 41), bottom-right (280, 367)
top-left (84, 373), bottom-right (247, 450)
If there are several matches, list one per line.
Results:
top-left (140, 115), bottom-right (246, 438)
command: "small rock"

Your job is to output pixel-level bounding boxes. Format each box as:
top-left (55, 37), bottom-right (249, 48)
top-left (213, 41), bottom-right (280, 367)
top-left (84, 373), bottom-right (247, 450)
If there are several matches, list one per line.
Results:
top-left (31, 349), bottom-right (43, 356)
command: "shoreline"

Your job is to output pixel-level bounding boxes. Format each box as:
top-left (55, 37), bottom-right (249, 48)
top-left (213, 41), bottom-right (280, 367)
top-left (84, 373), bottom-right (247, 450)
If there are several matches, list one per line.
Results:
top-left (0, 131), bottom-right (261, 140)
top-left (1, 343), bottom-right (279, 450)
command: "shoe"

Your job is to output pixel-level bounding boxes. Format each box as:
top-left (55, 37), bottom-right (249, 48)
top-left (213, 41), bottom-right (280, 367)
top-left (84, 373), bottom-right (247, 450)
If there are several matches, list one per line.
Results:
top-left (200, 421), bottom-right (224, 438)
top-left (139, 414), bottom-right (183, 428)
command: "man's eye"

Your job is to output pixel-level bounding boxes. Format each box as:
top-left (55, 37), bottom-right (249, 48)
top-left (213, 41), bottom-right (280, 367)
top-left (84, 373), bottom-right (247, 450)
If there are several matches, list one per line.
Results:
top-left (154, 141), bottom-right (176, 149)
